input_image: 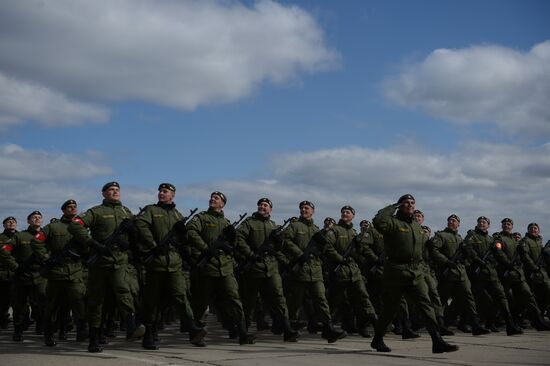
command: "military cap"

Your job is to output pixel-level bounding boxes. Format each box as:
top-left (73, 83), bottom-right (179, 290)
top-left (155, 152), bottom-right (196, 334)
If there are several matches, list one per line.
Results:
top-left (528, 222), bottom-right (539, 230)
top-left (341, 205), bottom-right (355, 215)
top-left (27, 210), bottom-right (42, 220)
top-left (447, 214), bottom-right (460, 222)
top-left (421, 225), bottom-right (431, 234)
top-left (158, 183), bottom-right (176, 192)
top-left (359, 219), bottom-right (370, 227)
top-left (211, 191), bottom-right (227, 204)
top-left (477, 216), bottom-right (490, 225)
top-left (61, 199), bottom-right (77, 210)
top-left (397, 194), bottom-right (415, 204)
top-left (324, 217), bottom-right (336, 225)
top-left (299, 200), bottom-right (315, 209)
top-left (102, 181), bottom-right (120, 192)
top-left (501, 218), bottom-right (513, 225)
top-left (413, 209), bottom-right (424, 217)
top-left (257, 197), bottom-right (273, 208)
top-left (3, 216), bottom-right (16, 224)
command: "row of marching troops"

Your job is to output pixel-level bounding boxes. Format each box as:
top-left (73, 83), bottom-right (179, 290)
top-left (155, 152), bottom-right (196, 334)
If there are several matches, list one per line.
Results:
top-left (0, 183), bottom-right (549, 354)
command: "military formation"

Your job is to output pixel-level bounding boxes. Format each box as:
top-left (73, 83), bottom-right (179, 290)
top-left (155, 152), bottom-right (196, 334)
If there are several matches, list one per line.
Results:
top-left (1, 183), bottom-right (550, 355)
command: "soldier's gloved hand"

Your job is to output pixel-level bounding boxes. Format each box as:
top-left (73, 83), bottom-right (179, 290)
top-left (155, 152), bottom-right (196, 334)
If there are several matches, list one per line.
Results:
top-left (375, 257), bottom-right (385, 266)
top-left (312, 231), bottom-right (327, 245)
top-left (473, 257), bottom-right (485, 267)
top-left (249, 254), bottom-right (261, 262)
top-left (340, 257), bottom-right (352, 265)
top-left (223, 225), bottom-right (237, 243)
top-left (88, 239), bottom-right (112, 257)
top-left (173, 220), bottom-right (188, 236)
top-left (446, 260), bottom-right (457, 269)
top-left (219, 241), bottom-right (234, 254)
top-left (115, 237), bottom-right (131, 251)
top-left (269, 230), bottom-right (284, 245)
top-left (297, 253), bottom-right (307, 264)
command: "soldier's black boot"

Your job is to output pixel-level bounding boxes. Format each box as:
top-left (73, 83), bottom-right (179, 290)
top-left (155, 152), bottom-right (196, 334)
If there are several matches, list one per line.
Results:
top-left (391, 319), bottom-right (402, 335)
top-left (152, 322), bottom-right (160, 342)
top-left (12, 326), bottom-right (23, 342)
top-left (237, 320), bottom-right (256, 345)
top-left (125, 313), bottom-right (145, 341)
top-left (370, 334), bottom-right (391, 352)
top-left (141, 324), bottom-right (159, 350)
top-left (76, 320), bottom-right (89, 342)
top-left (44, 322), bottom-right (57, 347)
top-left (321, 322), bottom-right (347, 343)
top-left (255, 312), bottom-right (271, 331)
top-left (187, 320), bottom-right (207, 347)
top-left (401, 318), bottom-right (420, 339)
top-left (88, 327), bottom-right (103, 353)
top-left (98, 324), bottom-right (109, 344)
top-left (471, 316), bottom-right (490, 336)
top-left (283, 318), bottom-right (300, 342)
top-left (457, 317), bottom-right (471, 333)
top-left (306, 319), bottom-right (321, 334)
top-left (505, 317), bottom-right (523, 336)
top-left (437, 316), bottom-right (454, 336)
top-left (430, 330), bottom-right (459, 354)
top-left (531, 312), bottom-right (550, 331)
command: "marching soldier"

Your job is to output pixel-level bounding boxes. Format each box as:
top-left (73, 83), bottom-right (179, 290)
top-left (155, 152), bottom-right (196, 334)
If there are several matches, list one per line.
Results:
top-left (370, 194), bottom-right (457, 354)
top-left (282, 201), bottom-right (346, 343)
top-left (0, 216), bottom-right (18, 329)
top-left (234, 198), bottom-right (299, 342)
top-left (520, 223), bottom-right (550, 315)
top-left (185, 191), bottom-right (255, 345)
top-left (68, 182), bottom-right (145, 352)
top-left (31, 200), bottom-right (88, 346)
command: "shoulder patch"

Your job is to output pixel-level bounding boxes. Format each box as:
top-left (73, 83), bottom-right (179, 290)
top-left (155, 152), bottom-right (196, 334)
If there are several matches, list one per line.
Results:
top-left (1, 244), bottom-right (13, 252)
top-left (72, 217), bottom-right (85, 226)
top-left (34, 231), bottom-right (46, 242)
top-left (495, 242), bottom-right (502, 250)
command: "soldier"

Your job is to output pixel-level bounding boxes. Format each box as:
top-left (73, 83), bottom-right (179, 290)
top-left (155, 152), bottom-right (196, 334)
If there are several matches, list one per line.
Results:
top-left (370, 194), bottom-right (457, 354)
top-left (68, 181), bottom-right (145, 353)
top-left (428, 215), bottom-right (502, 335)
top-left (185, 191), bottom-right (255, 345)
top-left (31, 200), bottom-right (88, 346)
top-left (9, 211), bottom-right (48, 341)
top-left (493, 218), bottom-right (550, 331)
top-left (463, 216), bottom-right (523, 334)
top-left (282, 201), bottom-right (346, 343)
top-left (135, 183), bottom-right (206, 349)
top-left (323, 206), bottom-right (377, 338)
top-left (0, 216), bottom-right (18, 329)
top-left (234, 198), bottom-right (299, 342)
top-left (520, 223), bottom-right (550, 316)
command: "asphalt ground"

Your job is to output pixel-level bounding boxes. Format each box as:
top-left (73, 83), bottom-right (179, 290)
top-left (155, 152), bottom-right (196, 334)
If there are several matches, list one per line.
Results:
top-left (1, 316), bottom-right (549, 366)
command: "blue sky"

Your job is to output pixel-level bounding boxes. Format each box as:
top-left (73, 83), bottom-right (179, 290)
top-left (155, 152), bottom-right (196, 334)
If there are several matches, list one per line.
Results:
top-left (1, 0), bottom-right (549, 237)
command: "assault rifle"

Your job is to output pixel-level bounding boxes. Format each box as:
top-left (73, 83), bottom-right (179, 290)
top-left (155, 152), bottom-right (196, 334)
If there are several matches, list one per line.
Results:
top-left (442, 242), bottom-right (465, 277)
top-left (473, 246), bottom-right (493, 276)
top-left (503, 245), bottom-right (523, 278)
top-left (236, 217), bottom-right (292, 275)
top-left (530, 240), bottom-right (550, 280)
top-left (196, 213), bottom-right (247, 270)
top-left (87, 207), bottom-right (146, 266)
top-left (143, 208), bottom-right (198, 265)
top-left (286, 230), bottom-right (326, 275)
top-left (334, 232), bottom-right (363, 273)
top-left (39, 243), bottom-right (81, 277)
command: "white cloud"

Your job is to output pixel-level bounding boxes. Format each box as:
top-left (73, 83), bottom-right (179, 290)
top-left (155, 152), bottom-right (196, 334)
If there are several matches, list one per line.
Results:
top-left (383, 41), bottom-right (550, 137)
top-left (0, 72), bottom-right (108, 128)
top-left (0, 0), bottom-right (338, 126)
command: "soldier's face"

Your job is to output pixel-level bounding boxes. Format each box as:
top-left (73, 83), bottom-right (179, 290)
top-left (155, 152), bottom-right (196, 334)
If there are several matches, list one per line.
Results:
top-left (528, 225), bottom-right (540, 237)
top-left (501, 221), bottom-right (513, 234)
top-left (447, 218), bottom-right (460, 231)
top-left (399, 199), bottom-right (415, 216)
top-left (300, 205), bottom-right (314, 220)
top-left (209, 194), bottom-right (225, 210)
top-left (414, 212), bottom-right (424, 224)
top-left (340, 209), bottom-right (354, 224)
top-left (27, 214), bottom-right (42, 228)
top-left (257, 202), bottom-right (272, 217)
top-left (3, 219), bottom-right (16, 231)
top-left (477, 219), bottom-right (489, 232)
top-left (158, 188), bottom-right (175, 204)
top-left (62, 204), bottom-right (78, 218)
top-left (102, 186), bottom-right (121, 201)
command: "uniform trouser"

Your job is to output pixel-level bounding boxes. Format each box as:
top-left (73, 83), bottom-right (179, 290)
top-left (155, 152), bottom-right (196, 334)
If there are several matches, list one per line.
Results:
top-left (437, 277), bottom-right (478, 319)
top-left (471, 275), bottom-right (511, 320)
top-left (239, 273), bottom-right (289, 324)
top-left (285, 279), bottom-right (331, 324)
top-left (190, 273), bottom-right (245, 324)
top-left (328, 278), bottom-right (375, 326)
top-left (0, 280), bottom-right (11, 320)
top-left (528, 279), bottom-right (550, 313)
top-left (12, 279), bottom-right (46, 328)
top-left (142, 270), bottom-right (195, 324)
top-left (423, 270), bottom-right (444, 318)
top-left (374, 276), bottom-right (438, 336)
top-left (86, 266), bottom-right (135, 328)
top-left (504, 279), bottom-right (542, 319)
top-left (45, 279), bottom-right (86, 324)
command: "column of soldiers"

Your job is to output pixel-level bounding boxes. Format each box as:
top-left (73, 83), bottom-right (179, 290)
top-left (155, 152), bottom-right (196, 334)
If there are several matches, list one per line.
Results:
top-left (1, 183), bottom-right (550, 354)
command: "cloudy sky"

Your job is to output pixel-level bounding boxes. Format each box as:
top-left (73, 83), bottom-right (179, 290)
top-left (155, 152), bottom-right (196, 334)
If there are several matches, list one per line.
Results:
top-left (1, 0), bottom-right (549, 237)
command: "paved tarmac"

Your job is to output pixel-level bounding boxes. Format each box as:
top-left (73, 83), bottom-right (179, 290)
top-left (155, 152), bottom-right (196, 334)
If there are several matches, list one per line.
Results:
top-left (1, 318), bottom-right (549, 366)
